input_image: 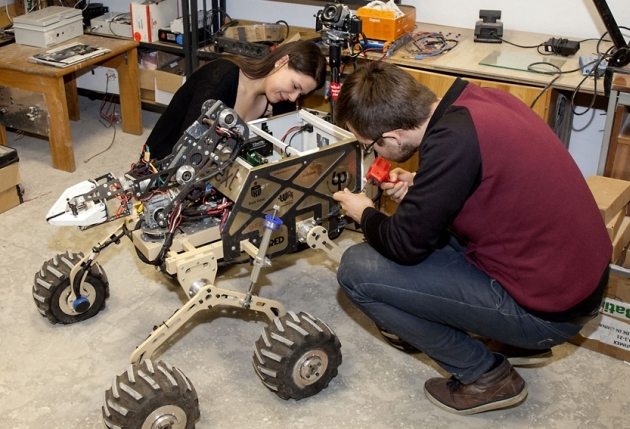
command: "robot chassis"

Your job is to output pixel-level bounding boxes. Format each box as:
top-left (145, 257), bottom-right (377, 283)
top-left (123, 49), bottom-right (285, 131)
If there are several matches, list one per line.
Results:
top-left (33, 100), bottom-right (365, 428)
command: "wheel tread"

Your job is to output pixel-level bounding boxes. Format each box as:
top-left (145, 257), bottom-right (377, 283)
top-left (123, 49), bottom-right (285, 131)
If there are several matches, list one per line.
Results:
top-left (32, 251), bottom-right (109, 325)
top-left (270, 332), bottom-right (294, 347)
top-left (252, 311), bottom-right (342, 400)
top-left (157, 364), bottom-right (178, 387)
top-left (273, 317), bottom-right (285, 332)
top-left (60, 255), bottom-right (75, 270)
top-left (106, 399), bottom-right (129, 417)
top-left (174, 367), bottom-right (193, 392)
top-left (302, 316), bottom-right (324, 333)
top-left (138, 370), bottom-right (160, 390)
top-left (102, 360), bottom-right (200, 429)
top-left (46, 264), bottom-right (64, 278)
top-left (286, 320), bottom-right (309, 337)
top-left (119, 382), bottom-right (143, 401)
top-left (35, 277), bottom-right (51, 290)
top-left (260, 349), bottom-right (283, 362)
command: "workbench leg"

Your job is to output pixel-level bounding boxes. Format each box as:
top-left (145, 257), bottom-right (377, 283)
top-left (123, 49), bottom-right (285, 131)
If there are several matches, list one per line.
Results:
top-left (65, 73), bottom-right (80, 122)
top-left (598, 89), bottom-right (618, 176)
top-left (0, 125), bottom-right (7, 146)
top-left (116, 49), bottom-right (143, 135)
top-left (44, 76), bottom-right (75, 172)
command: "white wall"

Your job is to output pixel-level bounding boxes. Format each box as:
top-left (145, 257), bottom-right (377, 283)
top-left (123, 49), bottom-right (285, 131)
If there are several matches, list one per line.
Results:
top-left (227, 0), bottom-right (629, 40)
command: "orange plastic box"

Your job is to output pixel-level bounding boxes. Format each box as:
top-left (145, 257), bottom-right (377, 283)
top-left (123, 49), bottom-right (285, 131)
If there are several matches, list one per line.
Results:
top-left (356, 4), bottom-right (416, 42)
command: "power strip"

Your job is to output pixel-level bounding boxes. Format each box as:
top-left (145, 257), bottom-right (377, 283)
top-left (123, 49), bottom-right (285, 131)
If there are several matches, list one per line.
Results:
top-left (579, 55), bottom-right (608, 77)
top-left (214, 37), bottom-right (270, 58)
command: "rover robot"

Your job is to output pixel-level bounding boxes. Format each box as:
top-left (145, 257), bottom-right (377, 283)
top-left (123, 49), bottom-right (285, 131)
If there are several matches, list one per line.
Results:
top-left (33, 100), bottom-right (365, 428)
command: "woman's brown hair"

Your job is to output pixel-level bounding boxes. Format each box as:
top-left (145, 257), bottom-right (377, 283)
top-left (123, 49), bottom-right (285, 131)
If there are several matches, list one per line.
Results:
top-left (228, 40), bottom-right (328, 90)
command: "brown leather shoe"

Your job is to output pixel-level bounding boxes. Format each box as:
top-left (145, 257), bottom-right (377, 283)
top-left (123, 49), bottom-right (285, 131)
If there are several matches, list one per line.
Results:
top-left (424, 355), bottom-right (528, 414)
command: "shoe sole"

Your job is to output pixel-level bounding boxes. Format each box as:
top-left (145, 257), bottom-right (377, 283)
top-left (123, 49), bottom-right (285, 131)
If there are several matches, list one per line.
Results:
top-left (507, 352), bottom-right (553, 367)
top-left (424, 382), bottom-right (528, 415)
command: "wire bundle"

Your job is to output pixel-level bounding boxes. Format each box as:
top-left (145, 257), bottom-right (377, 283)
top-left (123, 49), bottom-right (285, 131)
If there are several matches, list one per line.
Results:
top-left (403, 31), bottom-right (459, 60)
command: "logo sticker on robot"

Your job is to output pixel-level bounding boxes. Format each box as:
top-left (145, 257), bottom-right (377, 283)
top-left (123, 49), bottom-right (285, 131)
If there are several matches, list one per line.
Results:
top-left (251, 183), bottom-right (262, 198)
top-left (332, 171), bottom-right (348, 191)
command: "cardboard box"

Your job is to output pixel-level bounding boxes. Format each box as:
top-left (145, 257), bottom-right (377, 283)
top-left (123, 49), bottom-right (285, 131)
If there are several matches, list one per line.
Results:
top-left (154, 58), bottom-right (186, 105)
top-left (223, 24), bottom-right (282, 43)
top-left (130, 0), bottom-right (179, 43)
top-left (571, 271), bottom-right (630, 361)
top-left (607, 208), bottom-right (625, 242)
top-left (586, 175), bottom-right (630, 225)
top-left (14, 0), bottom-right (26, 16)
top-left (613, 216), bottom-right (630, 263)
top-left (356, 4), bottom-right (416, 42)
top-left (139, 68), bottom-right (155, 90)
top-left (139, 68), bottom-right (155, 101)
top-left (0, 146), bottom-right (23, 215)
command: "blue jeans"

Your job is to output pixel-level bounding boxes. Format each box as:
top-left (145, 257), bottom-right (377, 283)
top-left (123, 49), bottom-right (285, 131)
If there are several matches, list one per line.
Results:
top-left (337, 241), bottom-right (584, 384)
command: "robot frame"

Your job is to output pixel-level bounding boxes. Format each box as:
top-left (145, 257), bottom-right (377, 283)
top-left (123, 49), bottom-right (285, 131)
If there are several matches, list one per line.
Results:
top-left (33, 99), bottom-right (370, 428)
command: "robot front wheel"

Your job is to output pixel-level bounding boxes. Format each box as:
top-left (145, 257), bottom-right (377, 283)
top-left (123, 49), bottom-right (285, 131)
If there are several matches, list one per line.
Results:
top-left (102, 360), bottom-right (200, 429)
top-left (253, 311), bottom-right (342, 400)
top-left (32, 251), bottom-right (110, 325)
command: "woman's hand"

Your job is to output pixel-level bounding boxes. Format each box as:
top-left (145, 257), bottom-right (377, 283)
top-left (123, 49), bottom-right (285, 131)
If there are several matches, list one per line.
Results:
top-left (333, 188), bottom-right (375, 224)
top-left (381, 168), bottom-right (415, 204)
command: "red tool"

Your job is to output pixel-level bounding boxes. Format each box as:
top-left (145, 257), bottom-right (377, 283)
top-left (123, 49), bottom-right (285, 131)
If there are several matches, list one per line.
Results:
top-left (360, 157), bottom-right (400, 192)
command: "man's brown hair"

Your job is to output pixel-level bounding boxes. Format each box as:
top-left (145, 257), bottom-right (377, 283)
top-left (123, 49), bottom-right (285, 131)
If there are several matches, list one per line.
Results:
top-left (335, 61), bottom-right (438, 140)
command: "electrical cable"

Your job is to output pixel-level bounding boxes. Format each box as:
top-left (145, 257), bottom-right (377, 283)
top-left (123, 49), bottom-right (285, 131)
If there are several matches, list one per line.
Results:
top-left (490, 30), bottom-right (626, 115)
top-left (84, 78), bottom-right (118, 163)
top-left (275, 20), bottom-right (289, 41)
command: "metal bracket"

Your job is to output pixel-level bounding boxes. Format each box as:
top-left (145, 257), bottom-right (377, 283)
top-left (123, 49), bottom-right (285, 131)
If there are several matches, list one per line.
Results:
top-left (0, 86), bottom-right (49, 135)
top-left (130, 284), bottom-right (286, 363)
top-left (297, 219), bottom-right (344, 264)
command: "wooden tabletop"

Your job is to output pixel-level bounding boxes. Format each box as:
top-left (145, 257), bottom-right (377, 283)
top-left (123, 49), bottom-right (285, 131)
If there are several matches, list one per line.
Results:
top-left (369, 22), bottom-right (616, 95)
top-left (0, 34), bottom-right (139, 77)
top-left (613, 73), bottom-right (630, 93)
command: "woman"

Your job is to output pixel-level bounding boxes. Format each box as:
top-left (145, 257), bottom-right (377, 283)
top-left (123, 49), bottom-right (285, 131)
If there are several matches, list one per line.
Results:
top-left (146, 40), bottom-right (328, 160)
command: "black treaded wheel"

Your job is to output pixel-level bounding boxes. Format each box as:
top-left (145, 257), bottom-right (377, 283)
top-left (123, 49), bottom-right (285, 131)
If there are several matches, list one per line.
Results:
top-left (32, 251), bottom-right (110, 325)
top-left (102, 360), bottom-right (200, 429)
top-left (253, 310), bottom-right (342, 400)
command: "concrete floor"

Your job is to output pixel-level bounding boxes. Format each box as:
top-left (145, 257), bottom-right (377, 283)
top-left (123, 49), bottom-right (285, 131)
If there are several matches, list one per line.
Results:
top-left (1, 96), bottom-right (630, 429)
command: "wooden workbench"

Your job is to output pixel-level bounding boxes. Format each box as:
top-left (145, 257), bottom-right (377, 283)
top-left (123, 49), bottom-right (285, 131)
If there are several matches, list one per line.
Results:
top-left (303, 22), bottom-right (613, 126)
top-left (0, 34), bottom-right (143, 172)
top-left (378, 22), bottom-right (610, 95)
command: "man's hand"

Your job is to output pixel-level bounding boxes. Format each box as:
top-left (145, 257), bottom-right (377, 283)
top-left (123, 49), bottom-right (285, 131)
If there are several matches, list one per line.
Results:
top-left (381, 168), bottom-right (415, 204)
top-left (333, 188), bottom-right (375, 224)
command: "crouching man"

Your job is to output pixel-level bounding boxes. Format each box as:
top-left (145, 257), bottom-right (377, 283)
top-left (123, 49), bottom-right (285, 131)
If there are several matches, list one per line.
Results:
top-left (333, 61), bottom-right (611, 414)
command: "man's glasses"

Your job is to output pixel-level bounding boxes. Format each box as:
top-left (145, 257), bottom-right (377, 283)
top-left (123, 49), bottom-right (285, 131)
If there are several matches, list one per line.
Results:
top-left (361, 135), bottom-right (382, 153)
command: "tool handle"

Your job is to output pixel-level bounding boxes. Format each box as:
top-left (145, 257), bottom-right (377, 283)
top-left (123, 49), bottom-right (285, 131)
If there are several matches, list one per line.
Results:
top-left (366, 157), bottom-right (401, 186)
